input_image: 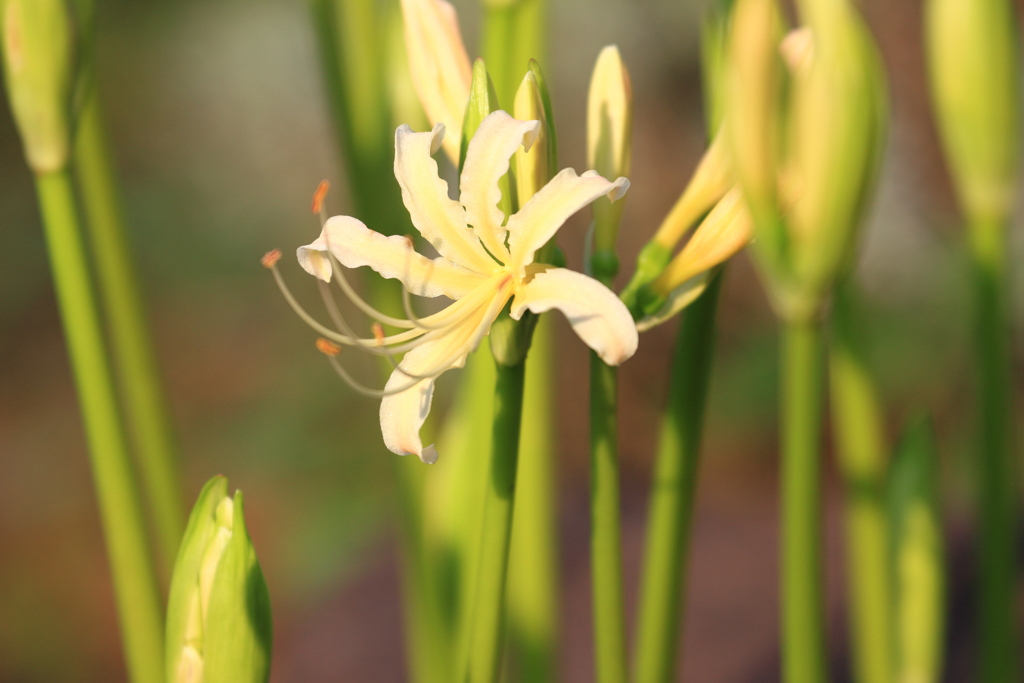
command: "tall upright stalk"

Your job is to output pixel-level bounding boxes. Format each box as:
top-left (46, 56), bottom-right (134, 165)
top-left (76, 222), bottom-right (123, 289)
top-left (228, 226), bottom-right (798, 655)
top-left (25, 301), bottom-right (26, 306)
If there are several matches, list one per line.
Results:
top-left (74, 89), bottom-right (183, 572)
top-left (633, 271), bottom-right (723, 683)
top-left (968, 214), bottom-right (1017, 683)
top-left (509, 316), bottom-right (559, 683)
top-left (464, 358), bottom-right (528, 683)
top-left (35, 170), bottom-right (164, 683)
top-left (589, 352), bottom-right (628, 683)
top-left (781, 317), bottom-right (828, 683)
top-left (829, 283), bottom-right (891, 683)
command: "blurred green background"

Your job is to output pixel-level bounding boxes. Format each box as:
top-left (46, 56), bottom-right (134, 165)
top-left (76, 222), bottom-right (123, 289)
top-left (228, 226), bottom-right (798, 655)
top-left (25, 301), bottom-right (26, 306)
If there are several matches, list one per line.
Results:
top-left (0, 0), bottom-right (1017, 680)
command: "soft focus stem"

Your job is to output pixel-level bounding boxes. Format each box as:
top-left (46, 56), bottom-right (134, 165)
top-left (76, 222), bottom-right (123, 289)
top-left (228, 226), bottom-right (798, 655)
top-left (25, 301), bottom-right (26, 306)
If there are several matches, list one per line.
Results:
top-left (968, 214), bottom-right (1017, 683)
top-left (74, 89), bottom-right (184, 573)
top-left (781, 316), bottom-right (828, 683)
top-left (829, 283), bottom-right (891, 683)
top-left (633, 270), bottom-right (723, 683)
top-left (482, 0), bottom-right (545, 107)
top-left (509, 315), bottom-right (559, 683)
top-left (589, 256), bottom-right (628, 683)
top-left (464, 357), bottom-right (527, 683)
top-left (35, 170), bottom-right (164, 683)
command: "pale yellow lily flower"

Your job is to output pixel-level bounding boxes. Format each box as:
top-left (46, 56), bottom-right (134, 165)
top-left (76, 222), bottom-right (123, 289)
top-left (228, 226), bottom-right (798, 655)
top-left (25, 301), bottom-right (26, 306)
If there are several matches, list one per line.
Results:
top-left (283, 111), bottom-right (635, 463)
top-left (400, 0), bottom-right (472, 164)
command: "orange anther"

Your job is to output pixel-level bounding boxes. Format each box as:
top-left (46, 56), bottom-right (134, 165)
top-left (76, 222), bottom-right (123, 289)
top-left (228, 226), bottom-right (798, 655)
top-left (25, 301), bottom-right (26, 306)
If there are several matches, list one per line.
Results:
top-left (261, 249), bottom-right (282, 268)
top-left (371, 322), bottom-right (386, 345)
top-left (316, 337), bottom-right (342, 356)
top-left (311, 180), bottom-right (330, 215)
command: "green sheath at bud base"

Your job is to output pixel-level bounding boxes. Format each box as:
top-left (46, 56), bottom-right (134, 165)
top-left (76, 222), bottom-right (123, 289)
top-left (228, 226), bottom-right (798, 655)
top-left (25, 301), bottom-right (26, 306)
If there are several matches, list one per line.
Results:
top-left (166, 476), bottom-right (272, 683)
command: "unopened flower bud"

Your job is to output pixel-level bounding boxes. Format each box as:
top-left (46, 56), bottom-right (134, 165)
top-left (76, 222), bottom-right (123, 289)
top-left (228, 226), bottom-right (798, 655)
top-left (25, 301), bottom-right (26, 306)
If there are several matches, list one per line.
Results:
top-left (587, 45), bottom-right (633, 256)
top-left (1, 0), bottom-right (74, 173)
top-left (925, 0), bottom-right (1018, 224)
top-left (513, 71), bottom-right (550, 205)
top-left (166, 476), bottom-right (272, 683)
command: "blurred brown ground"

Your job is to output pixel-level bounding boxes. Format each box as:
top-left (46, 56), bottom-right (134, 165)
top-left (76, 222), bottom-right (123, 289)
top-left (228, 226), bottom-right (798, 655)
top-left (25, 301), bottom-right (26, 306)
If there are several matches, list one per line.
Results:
top-left (1, 0), bottom-right (1023, 681)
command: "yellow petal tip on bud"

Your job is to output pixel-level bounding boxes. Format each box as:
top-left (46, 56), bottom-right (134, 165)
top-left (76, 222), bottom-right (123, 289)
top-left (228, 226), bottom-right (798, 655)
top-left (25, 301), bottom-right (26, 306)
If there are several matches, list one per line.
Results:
top-left (316, 337), bottom-right (342, 356)
top-left (261, 249), bottom-right (282, 269)
top-left (587, 45), bottom-right (633, 180)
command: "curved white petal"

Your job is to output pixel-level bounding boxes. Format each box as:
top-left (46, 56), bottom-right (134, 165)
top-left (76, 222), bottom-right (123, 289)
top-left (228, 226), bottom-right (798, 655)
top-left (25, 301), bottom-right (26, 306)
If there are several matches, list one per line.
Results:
top-left (511, 267), bottom-right (637, 365)
top-left (395, 124), bottom-right (497, 274)
top-left (400, 0), bottom-right (472, 164)
top-left (381, 275), bottom-right (513, 460)
top-left (297, 215), bottom-right (488, 299)
top-left (460, 111), bottom-right (541, 264)
top-left (506, 168), bottom-right (629, 277)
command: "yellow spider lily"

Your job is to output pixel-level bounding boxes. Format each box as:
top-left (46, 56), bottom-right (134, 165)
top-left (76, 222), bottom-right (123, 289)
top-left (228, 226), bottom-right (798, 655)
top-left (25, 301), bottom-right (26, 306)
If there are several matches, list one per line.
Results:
top-left (271, 111), bottom-right (636, 463)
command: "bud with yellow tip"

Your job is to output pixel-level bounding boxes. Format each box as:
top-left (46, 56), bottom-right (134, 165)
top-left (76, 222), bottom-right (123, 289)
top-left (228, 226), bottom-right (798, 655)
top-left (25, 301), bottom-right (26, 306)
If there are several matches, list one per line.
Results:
top-left (513, 69), bottom-right (550, 204)
top-left (587, 45), bottom-right (633, 273)
top-left (925, 0), bottom-right (1018, 225)
top-left (165, 476), bottom-right (272, 683)
top-left (1, 0), bottom-right (75, 173)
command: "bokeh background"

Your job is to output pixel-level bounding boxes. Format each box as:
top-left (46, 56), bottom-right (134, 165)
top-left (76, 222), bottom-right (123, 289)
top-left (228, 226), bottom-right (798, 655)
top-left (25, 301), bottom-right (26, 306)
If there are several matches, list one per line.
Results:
top-left (1, 0), bottom-right (1021, 680)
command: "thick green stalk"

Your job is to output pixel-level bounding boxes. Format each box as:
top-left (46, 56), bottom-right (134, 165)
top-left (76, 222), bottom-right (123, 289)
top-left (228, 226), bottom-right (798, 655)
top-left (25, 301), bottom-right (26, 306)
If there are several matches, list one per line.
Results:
top-left (589, 355), bottom-right (628, 683)
top-left (35, 170), bottom-right (163, 683)
top-left (74, 89), bottom-right (183, 572)
top-left (781, 317), bottom-right (828, 683)
top-left (633, 271), bottom-right (723, 683)
top-left (829, 284), bottom-right (891, 683)
top-left (464, 358), bottom-right (527, 683)
top-left (968, 215), bottom-right (1017, 683)
top-left (509, 316), bottom-right (559, 683)
top-left (482, 0), bottom-right (546, 108)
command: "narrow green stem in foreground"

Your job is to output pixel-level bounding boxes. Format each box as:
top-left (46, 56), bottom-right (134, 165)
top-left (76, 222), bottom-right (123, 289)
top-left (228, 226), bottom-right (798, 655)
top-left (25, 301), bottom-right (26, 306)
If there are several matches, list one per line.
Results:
top-left (464, 359), bottom-right (527, 683)
top-left (509, 316), bottom-right (559, 683)
top-left (35, 170), bottom-right (163, 683)
top-left (781, 317), bottom-right (828, 683)
top-left (482, 0), bottom-right (546, 108)
top-left (589, 354), bottom-right (628, 683)
top-left (75, 90), bottom-right (183, 572)
top-left (829, 284), bottom-right (891, 683)
top-left (634, 271), bottom-right (723, 683)
top-left (968, 215), bottom-right (1017, 683)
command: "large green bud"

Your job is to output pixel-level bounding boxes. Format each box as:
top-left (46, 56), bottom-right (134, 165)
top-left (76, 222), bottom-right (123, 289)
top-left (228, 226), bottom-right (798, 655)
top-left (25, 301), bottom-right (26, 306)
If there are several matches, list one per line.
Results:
top-left (925, 0), bottom-right (1018, 225)
top-left (1, 0), bottom-right (74, 173)
top-left (726, 0), bottom-right (887, 321)
top-left (165, 476), bottom-right (272, 683)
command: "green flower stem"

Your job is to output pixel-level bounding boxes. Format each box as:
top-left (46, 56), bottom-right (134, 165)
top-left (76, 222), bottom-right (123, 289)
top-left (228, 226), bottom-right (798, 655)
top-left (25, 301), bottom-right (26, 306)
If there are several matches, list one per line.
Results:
top-left (829, 284), bottom-right (891, 683)
top-left (509, 315), bottom-right (559, 683)
top-left (482, 0), bottom-right (546, 108)
top-left (74, 89), bottom-right (183, 572)
top-left (464, 357), bottom-right (527, 683)
top-left (968, 215), bottom-right (1017, 683)
top-left (633, 270), bottom-right (723, 683)
top-left (35, 169), bottom-right (163, 683)
top-left (589, 357), bottom-right (628, 683)
top-left (781, 316), bottom-right (828, 683)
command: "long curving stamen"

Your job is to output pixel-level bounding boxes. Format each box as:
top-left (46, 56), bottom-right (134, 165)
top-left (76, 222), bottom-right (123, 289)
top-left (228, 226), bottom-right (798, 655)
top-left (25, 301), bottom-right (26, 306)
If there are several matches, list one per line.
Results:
top-left (328, 253), bottom-right (419, 329)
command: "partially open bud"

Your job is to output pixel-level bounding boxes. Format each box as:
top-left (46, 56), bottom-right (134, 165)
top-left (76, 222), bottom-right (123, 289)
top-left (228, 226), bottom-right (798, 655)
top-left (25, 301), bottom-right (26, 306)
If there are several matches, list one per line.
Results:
top-left (925, 0), bottom-right (1018, 224)
top-left (400, 0), bottom-right (472, 165)
top-left (587, 45), bottom-right (633, 258)
top-left (166, 476), bottom-right (272, 683)
top-left (651, 130), bottom-right (732, 249)
top-left (634, 188), bottom-right (753, 330)
top-left (1, 0), bottom-right (74, 173)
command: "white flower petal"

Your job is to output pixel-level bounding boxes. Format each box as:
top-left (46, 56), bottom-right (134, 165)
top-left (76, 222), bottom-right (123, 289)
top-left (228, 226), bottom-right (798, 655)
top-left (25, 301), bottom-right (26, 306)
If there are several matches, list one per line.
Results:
top-left (460, 111), bottom-right (541, 264)
top-left (511, 267), bottom-right (637, 365)
top-left (380, 274), bottom-right (513, 459)
top-left (400, 0), bottom-right (472, 165)
top-left (395, 124), bottom-right (497, 274)
top-left (297, 215), bottom-right (488, 299)
top-left (506, 168), bottom-right (629, 277)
